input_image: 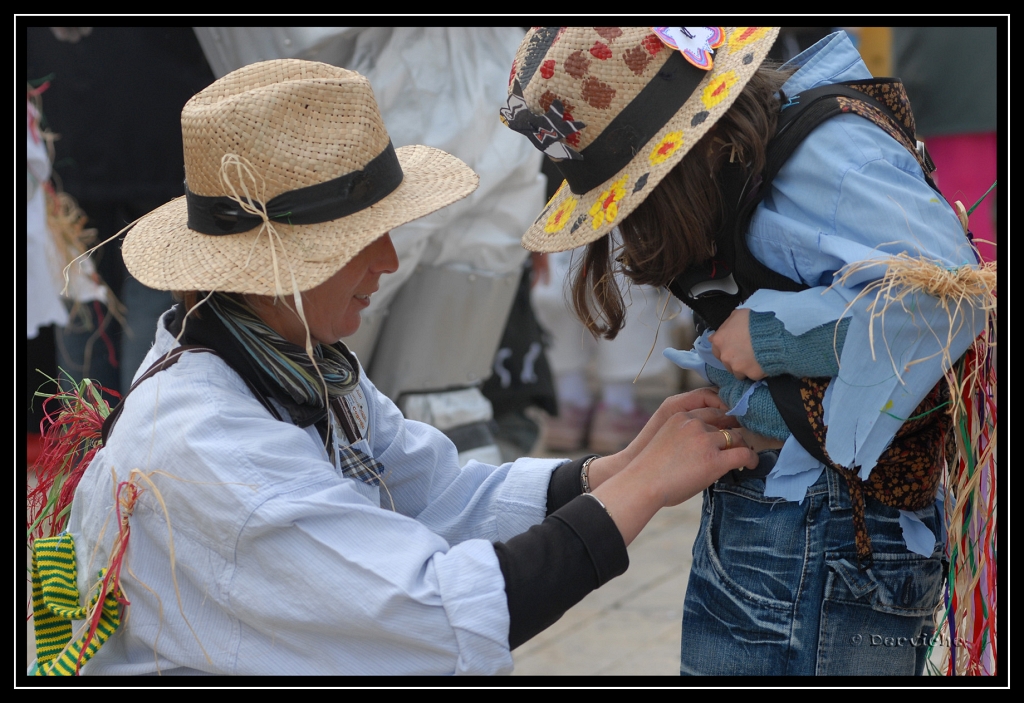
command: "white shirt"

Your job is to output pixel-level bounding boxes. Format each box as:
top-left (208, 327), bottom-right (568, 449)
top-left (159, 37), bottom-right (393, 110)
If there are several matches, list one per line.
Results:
top-left (68, 312), bottom-right (565, 675)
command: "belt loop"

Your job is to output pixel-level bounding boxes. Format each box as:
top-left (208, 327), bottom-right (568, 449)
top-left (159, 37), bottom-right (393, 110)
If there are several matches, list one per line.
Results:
top-left (826, 466), bottom-right (850, 511)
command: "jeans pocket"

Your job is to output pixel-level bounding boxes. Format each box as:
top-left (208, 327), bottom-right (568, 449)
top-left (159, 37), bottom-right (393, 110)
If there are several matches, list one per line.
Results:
top-left (681, 483), bottom-right (806, 674)
top-left (705, 482), bottom-right (808, 608)
top-left (816, 555), bottom-right (944, 675)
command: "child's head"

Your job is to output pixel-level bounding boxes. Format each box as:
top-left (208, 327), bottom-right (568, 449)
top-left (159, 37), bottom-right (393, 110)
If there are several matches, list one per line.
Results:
top-left (502, 27), bottom-right (782, 337)
top-left (583, 63), bottom-right (790, 337)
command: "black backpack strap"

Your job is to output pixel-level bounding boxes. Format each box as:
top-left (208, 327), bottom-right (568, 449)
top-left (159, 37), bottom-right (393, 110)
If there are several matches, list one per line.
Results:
top-left (669, 78), bottom-right (945, 463)
top-left (774, 79), bottom-right (938, 189)
top-left (669, 77), bottom-right (942, 335)
top-left (100, 345), bottom-right (283, 444)
top-left (765, 373), bottom-right (833, 467)
top-left (670, 158), bottom-right (808, 334)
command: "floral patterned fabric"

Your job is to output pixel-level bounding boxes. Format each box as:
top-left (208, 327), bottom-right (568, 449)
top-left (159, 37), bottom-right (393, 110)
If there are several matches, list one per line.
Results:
top-left (796, 376), bottom-right (950, 569)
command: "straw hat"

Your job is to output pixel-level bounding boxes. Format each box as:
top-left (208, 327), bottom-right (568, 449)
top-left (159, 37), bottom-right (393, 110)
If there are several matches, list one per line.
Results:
top-left (123, 59), bottom-right (479, 295)
top-left (502, 27), bottom-right (779, 252)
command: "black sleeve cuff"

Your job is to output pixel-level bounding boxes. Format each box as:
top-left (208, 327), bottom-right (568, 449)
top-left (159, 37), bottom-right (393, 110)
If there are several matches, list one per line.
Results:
top-left (495, 493), bottom-right (629, 650)
top-left (545, 455), bottom-right (597, 515)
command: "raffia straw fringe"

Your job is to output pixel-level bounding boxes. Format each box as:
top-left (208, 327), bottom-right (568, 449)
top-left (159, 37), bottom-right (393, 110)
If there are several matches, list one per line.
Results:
top-left (45, 186), bottom-right (96, 269)
top-left (830, 253), bottom-right (996, 380)
top-left (941, 327), bottom-right (996, 676)
top-left (45, 186), bottom-right (128, 331)
top-left (89, 467), bottom-right (224, 673)
top-left (832, 252), bottom-right (997, 676)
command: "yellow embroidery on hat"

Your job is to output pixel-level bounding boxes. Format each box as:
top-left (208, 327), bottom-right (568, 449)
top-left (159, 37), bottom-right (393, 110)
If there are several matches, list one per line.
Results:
top-left (727, 27), bottom-right (772, 52)
top-left (702, 70), bottom-right (738, 109)
top-left (649, 130), bottom-right (685, 166)
top-left (545, 195), bottom-right (578, 233)
top-left (546, 179), bottom-right (568, 205)
top-left (589, 175), bottom-right (630, 229)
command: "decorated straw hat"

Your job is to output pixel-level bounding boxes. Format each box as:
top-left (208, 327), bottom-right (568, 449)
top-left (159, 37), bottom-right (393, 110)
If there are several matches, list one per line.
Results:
top-left (502, 27), bottom-right (779, 252)
top-left (123, 59), bottom-right (479, 295)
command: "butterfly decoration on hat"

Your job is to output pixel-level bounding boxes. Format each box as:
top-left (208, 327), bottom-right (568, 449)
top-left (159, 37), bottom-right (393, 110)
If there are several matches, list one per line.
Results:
top-left (500, 79), bottom-right (586, 161)
top-left (651, 27), bottom-right (725, 70)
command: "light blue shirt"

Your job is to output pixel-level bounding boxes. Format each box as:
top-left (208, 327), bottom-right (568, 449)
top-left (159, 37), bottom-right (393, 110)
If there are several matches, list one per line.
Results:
top-left (666, 32), bottom-right (984, 553)
top-left (744, 31), bottom-right (982, 483)
top-left (67, 312), bottom-right (564, 675)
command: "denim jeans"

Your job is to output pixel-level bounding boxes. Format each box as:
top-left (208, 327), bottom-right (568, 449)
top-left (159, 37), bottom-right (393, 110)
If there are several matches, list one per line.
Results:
top-left (680, 456), bottom-right (945, 676)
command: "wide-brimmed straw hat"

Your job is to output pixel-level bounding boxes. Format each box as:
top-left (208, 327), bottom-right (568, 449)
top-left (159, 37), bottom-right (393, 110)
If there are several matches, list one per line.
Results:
top-left (123, 59), bottom-right (479, 295)
top-left (502, 27), bottom-right (779, 252)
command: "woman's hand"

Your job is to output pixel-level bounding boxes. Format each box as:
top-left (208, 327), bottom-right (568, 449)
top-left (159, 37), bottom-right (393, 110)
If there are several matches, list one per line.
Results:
top-left (709, 308), bottom-right (766, 381)
top-left (630, 411), bottom-right (759, 507)
top-left (591, 411), bottom-right (758, 545)
top-left (584, 387), bottom-right (739, 489)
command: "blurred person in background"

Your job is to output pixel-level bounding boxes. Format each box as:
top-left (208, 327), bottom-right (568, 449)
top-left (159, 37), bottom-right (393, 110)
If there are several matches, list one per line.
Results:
top-left (26, 26), bottom-right (216, 398)
top-left (891, 26), bottom-right (998, 262)
top-left (193, 27), bottom-right (551, 466)
top-left (531, 242), bottom-right (692, 455)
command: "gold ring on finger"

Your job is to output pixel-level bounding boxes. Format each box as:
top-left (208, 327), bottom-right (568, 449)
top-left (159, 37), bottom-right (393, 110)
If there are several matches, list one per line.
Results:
top-left (719, 429), bottom-right (733, 450)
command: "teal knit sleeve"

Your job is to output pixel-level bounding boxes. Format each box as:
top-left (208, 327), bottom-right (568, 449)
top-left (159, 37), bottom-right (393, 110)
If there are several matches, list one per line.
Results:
top-left (705, 365), bottom-right (791, 440)
top-left (749, 311), bottom-right (850, 378)
top-left (703, 312), bottom-right (849, 440)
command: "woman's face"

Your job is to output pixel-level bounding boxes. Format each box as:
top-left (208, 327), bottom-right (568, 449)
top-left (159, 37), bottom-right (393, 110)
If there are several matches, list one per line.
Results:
top-left (253, 233), bottom-right (399, 347)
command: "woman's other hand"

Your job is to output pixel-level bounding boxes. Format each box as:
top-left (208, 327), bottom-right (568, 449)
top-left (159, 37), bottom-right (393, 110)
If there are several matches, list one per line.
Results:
top-left (591, 411), bottom-right (758, 545)
top-left (585, 387), bottom-right (737, 489)
top-left (629, 411), bottom-right (758, 507)
top-left (709, 308), bottom-right (766, 381)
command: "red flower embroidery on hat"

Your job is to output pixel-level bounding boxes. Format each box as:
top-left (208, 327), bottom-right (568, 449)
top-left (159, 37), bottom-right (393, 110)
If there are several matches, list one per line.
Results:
top-left (623, 45), bottom-right (653, 75)
top-left (540, 60), bottom-right (555, 79)
top-left (589, 175), bottom-right (629, 229)
top-left (702, 70), bottom-right (738, 109)
top-left (565, 50), bottom-right (590, 79)
top-left (649, 131), bottom-right (684, 165)
top-left (562, 107), bottom-right (581, 146)
top-left (544, 190), bottom-right (578, 234)
top-left (582, 76), bottom-right (615, 109)
top-left (642, 33), bottom-right (664, 55)
top-left (595, 27), bottom-right (623, 41)
top-left (509, 59), bottom-right (517, 87)
top-left (590, 42), bottom-right (612, 60)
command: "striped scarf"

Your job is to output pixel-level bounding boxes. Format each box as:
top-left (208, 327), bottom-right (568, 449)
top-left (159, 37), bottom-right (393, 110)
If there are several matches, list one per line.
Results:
top-left (178, 293), bottom-right (360, 429)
